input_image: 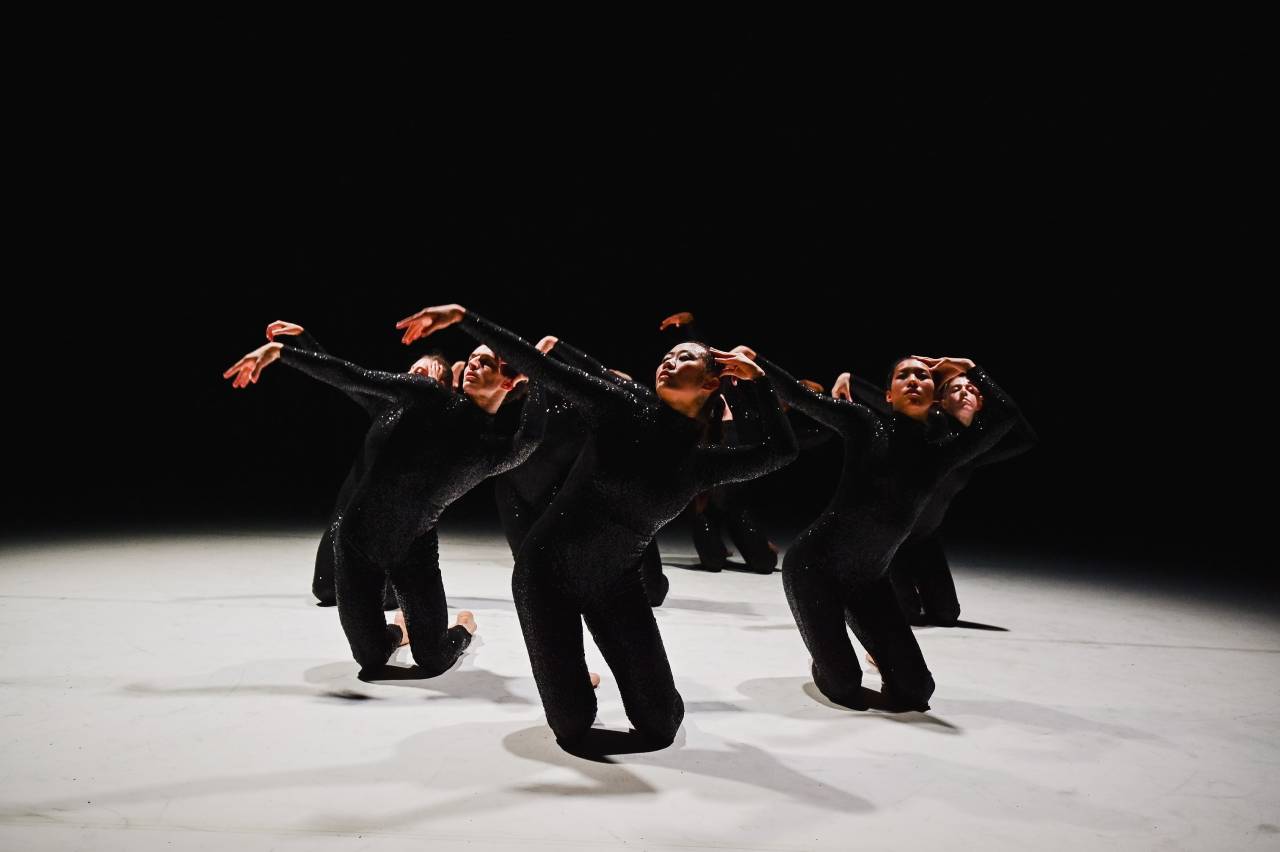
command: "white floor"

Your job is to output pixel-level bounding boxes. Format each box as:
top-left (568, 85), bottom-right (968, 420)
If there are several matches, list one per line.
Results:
top-left (0, 530), bottom-right (1277, 851)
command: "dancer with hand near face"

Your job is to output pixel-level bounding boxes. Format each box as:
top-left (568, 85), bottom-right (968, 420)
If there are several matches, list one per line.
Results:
top-left (755, 351), bottom-right (1020, 710)
top-left (397, 304), bottom-right (797, 749)
top-left (224, 320), bottom-right (543, 679)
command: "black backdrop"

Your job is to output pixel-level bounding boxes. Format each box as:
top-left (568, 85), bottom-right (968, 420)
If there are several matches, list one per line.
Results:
top-left (6, 28), bottom-right (1263, 579)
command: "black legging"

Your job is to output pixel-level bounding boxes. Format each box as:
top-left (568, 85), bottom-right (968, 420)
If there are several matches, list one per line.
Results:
top-left (314, 520), bottom-right (398, 610)
top-left (785, 539), bottom-right (932, 708)
top-left (458, 312), bottom-right (796, 748)
top-left (333, 526), bottom-right (472, 677)
top-left (689, 484), bottom-right (777, 573)
top-left (516, 534), bottom-right (681, 743)
top-left (274, 334), bottom-right (542, 676)
top-left (758, 355), bottom-right (1019, 711)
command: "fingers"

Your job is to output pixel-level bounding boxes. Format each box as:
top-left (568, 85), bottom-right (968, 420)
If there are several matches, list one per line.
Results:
top-left (228, 365), bottom-right (252, 388)
top-left (266, 321), bottom-right (302, 340)
top-left (394, 311), bottom-right (423, 329)
top-left (659, 311), bottom-right (694, 330)
top-left (222, 357), bottom-right (250, 379)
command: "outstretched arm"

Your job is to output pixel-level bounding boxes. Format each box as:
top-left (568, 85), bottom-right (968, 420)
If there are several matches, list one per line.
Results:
top-left (695, 371), bottom-right (799, 487)
top-left (753, 355), bottom-right (877, 437)
top-left (224, 336), bottom-right (444, 414)
top-left (396, 305), bottom-right (645, 419)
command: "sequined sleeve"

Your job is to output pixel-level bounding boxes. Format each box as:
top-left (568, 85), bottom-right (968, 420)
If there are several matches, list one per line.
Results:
top-left (285, 330), bottom-right (327, 355)
top-left (938, 364), bottom-right (1022, 470)
top-left (754, 355), bottom-right (877, 437)
top-left (459, 312), bottom-right (646, 420)
top-left (695, 375), bottom-right (798, 488)
top-left (849, 375), bottom-right (892, 415)
top-left (277, 339), bottom-right (448, 412)
top-left (552, 340), bottom-right (655, 401)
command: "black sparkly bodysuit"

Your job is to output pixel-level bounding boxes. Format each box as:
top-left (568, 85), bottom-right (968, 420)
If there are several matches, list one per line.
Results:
top-left (457, 312), bottom-right (798, 748)
top-left (494, 342), bottom-right (670, 605)
top-left (277, 336), bottom-right (543, 677)
top-left (756, 355), bottom-right (1018, 710)
top-left (844, 376), bottom-right (1035, 625)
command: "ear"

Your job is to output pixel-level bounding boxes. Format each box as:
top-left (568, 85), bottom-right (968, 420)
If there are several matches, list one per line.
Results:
top-left (884, 389), bottom-right (893, 404)
top-left (702, 374), bottom-right (722, 391)
top-left (502, 374), bottom-right (528, 391)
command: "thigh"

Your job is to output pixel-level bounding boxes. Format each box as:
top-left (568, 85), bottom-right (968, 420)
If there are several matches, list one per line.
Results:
top-left (843, 575), bottom-right (934, 709)
top-left (513, 558), bottom-right (597, 746)
top-left (583, 579), bottom-right (683, 747)
top-left (912, 537), bottom-right (959, 625)
top-left (388, 528), bottom-right (449, 642)
top-left (334, 529), bottom-right (400, 671)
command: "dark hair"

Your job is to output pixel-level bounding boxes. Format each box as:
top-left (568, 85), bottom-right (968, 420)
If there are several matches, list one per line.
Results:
top-left (939, 372), bottom-right (975, 395)
top-left (671, 340), bottom-right (722, 376)
top-left (884, 355), bottom-right (920, 390)
top-left (410, 351), bottom-right (455, 392)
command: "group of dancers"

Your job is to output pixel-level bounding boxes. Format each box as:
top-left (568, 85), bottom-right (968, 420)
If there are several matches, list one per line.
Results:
top-left (224, 304), bottom-right (1033, 750)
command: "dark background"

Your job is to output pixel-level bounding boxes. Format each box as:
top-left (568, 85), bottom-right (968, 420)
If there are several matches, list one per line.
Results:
top-left (7, 28), bottom-right (1264, 580)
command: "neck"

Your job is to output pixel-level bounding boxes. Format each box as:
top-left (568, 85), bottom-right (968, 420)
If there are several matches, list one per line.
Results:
top-left (662, 392), bottom-right (710, 420)
top-left (466, 387), bottom-right (508, 415)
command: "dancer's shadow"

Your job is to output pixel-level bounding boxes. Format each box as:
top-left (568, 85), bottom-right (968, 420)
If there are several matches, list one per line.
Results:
top-left (914, 619), bottom-right (1008, 632)
top-left (659, 597), bottom-right (760, 616)
top-left (122, 658), bottom-right (532, 706)
top-left (502, 724), bottom-right (874, 813)
top-left (735, 676), bottom-right (962, 733)
top-left (310, 660), bottom-right (533, 705)
top-left (799, 682), bottom-right (961, 731)
top-left (447, 596), bottom-right (517, 612)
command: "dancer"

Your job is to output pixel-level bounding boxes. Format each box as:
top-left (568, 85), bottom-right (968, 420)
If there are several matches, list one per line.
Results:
top-left (833, 368), bottom-right (1036, 625)
top-left (494, 337), bottom-right (670, 606)
top-left (223, 323), bottom-right (543, 678)
top-left (267, 320), bottom-right (453, 609)
top-left (756, 352), bottom-right (1020, 710)
top-left (660, 312), bottom-right (799, 574)
top-left (397, 304), bottom-right (797, 749)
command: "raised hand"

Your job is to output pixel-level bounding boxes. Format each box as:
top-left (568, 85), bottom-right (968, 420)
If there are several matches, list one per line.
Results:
top-left (659, 311), bottom-right (695, 331)
top-left (800, 380), bottom-right (826, 395)
top-left (729, 344), bottom-right (758, 360)
top-left (223, 342), bottom-right (283, 389)
top-left (265, 320), bottom-right (305, 340)
top-left (832, 371), bottom-right (852, 400)
top-left (535, 335), bottom-right (559, 355)
top-left (710, 347), bottom-right (765, 381)
top-left (395, 304), bottom-right (466, 346)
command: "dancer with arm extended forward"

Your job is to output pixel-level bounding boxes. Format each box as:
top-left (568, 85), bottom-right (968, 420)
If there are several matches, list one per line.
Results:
top-left (756, 353), bottom-right (1020, 710)
top-left (494, 336), bottom-right (671, 606)
top-left (833, 366), bottom-right (1035, 625)
top-left (224, 323), bottom-right (543, 679)
top-left (398, 304), bottom-right (798, 750)
top-left (262, 321), bottom-right (453, 610)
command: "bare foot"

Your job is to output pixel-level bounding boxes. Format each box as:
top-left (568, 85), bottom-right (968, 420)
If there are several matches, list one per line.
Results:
top-left (456, 610), bottom-right (478, 635)
top-left (865, 652), bottom-right (878, 670)
top-left (589, 671), bottom-right (601, 689)
top-left (393, 610), bottom-right (410, 647)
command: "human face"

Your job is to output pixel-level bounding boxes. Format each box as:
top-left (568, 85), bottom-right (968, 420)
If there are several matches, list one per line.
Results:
top-left (655, 343), bottom-right (717, 410)
top-left (885, 358), bottom-right (936, 420)
top-left (941, 375), bottom-right (983, 426)
top-left (462, 345), bottom-right (507, 395)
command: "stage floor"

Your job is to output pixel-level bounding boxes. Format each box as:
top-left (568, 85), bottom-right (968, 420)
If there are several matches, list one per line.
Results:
top-left (1, 529), bottom-right (1276, 850)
